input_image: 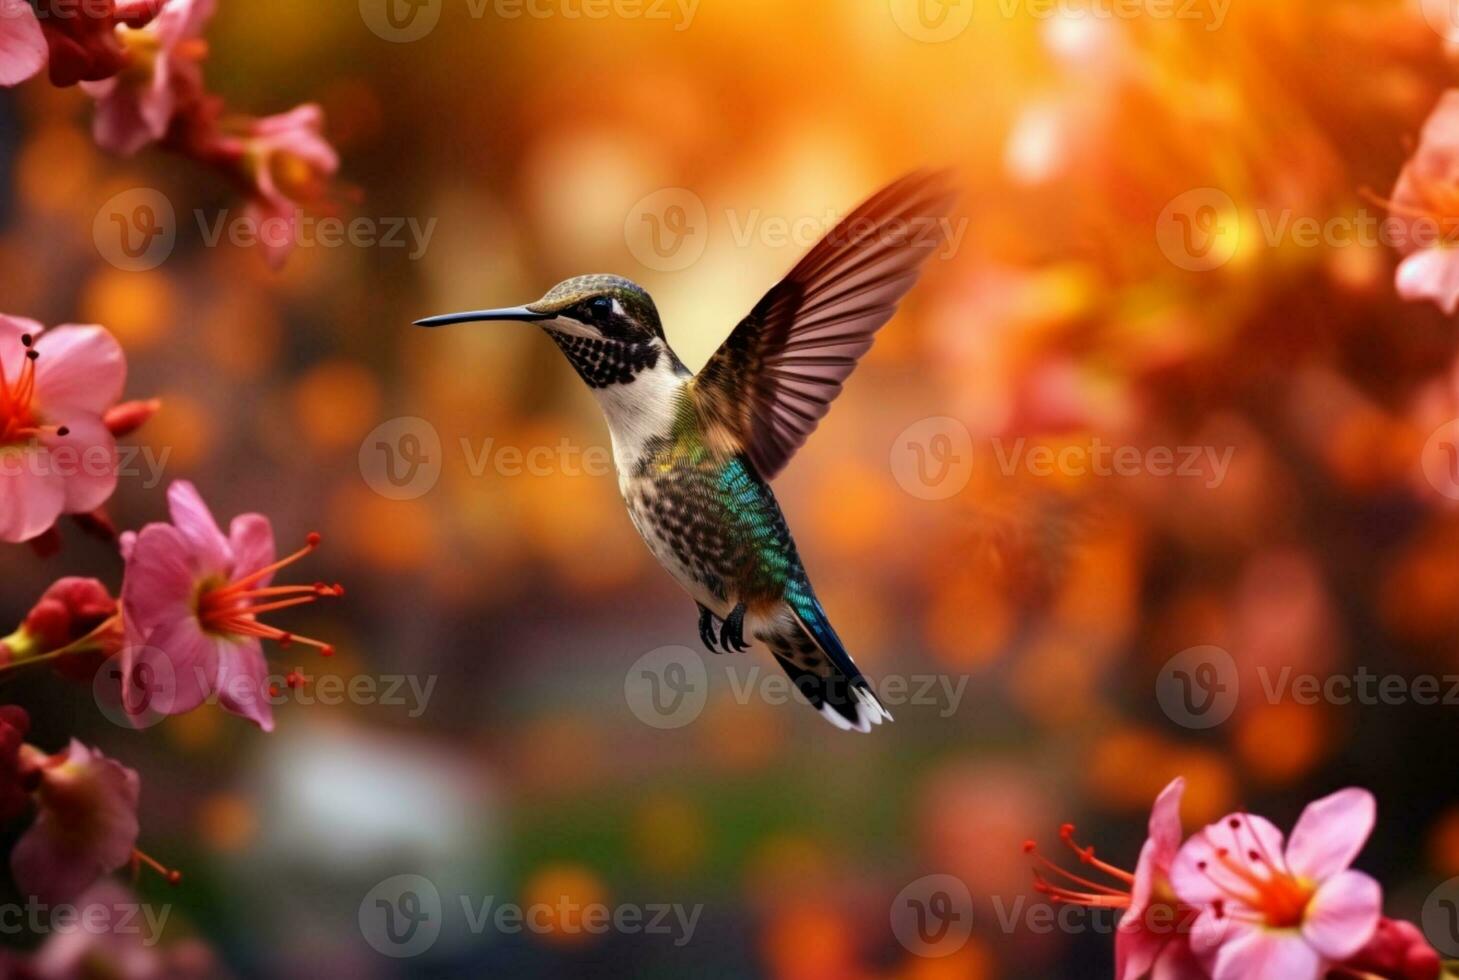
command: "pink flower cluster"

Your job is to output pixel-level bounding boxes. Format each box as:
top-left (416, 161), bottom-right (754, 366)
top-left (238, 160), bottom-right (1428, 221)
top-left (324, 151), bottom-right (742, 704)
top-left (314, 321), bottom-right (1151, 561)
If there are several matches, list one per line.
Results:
top-left (1027, 780), bottom-right (1444, 980)
top-left (0, 0), bottom-right (340, 268)
top-left (0, 306), bottom-right (340, 921)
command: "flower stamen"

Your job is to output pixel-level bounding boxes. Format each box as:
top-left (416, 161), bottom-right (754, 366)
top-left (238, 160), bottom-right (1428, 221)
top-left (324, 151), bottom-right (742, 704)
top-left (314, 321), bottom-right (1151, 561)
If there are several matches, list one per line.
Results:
top-left (195, 533), bottom-right (338, 656)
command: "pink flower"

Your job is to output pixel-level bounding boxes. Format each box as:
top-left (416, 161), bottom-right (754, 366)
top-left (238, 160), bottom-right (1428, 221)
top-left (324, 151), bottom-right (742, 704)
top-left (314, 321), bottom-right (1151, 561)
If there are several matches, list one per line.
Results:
top-left (0, 315), bottom-right (127, 544)
top-left (1169, 788), bottom-right (1382, 980)
top-left (1386, 90), bottom-right (1459, 314)
top-left (1342, 917), bottom-right (1442, 980)
top-left (0, 0), bottom-right (48, 86)
top-left (32, 0), bottom-right (168, 87)
top-left (1026, 778), bottom-right (1205, 980)
top-left (119, 481), bottom-right (341, 731)
top-left (1, 578), bottom-right (122, 680)
top-left (80, 0), bottom-right (213, 155)
top-left (225, 104), bottom-right (340, 269)
top-left (1116, 779), bottom-right (1205, 980)
top-left (23, 881), bottom-right (221, 980)
top-left (10, 740), bottom-right (139, 904)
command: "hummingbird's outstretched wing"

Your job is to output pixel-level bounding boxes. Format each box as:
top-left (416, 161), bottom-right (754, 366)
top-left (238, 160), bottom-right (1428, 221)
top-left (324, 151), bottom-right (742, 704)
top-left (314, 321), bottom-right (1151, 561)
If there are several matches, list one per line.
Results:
top-left (692, 170), bottom-right (956, 480)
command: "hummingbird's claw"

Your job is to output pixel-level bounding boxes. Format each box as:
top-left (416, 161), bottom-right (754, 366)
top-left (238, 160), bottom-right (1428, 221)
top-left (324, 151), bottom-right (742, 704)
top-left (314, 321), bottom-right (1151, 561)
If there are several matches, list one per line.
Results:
top-left (697, 604), bottom-right (722, 653)
top-left (720, 603), bottom-right (750, 653)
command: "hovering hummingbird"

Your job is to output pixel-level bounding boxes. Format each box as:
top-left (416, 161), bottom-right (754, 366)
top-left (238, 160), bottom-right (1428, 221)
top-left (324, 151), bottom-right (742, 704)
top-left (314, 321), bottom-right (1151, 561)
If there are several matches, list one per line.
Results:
top-left (416, 171), bottom-right (955, 731)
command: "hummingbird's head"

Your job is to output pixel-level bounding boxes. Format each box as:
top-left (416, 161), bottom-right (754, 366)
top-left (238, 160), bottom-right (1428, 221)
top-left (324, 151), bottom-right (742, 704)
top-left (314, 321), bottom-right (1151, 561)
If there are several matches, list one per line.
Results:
top-left (415, 275), bottom-right (679, 389)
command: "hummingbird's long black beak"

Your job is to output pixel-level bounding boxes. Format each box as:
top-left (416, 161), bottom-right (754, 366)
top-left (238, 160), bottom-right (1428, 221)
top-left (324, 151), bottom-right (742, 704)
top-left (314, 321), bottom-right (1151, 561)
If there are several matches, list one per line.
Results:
top-left (413, 306), bottom-right (552, 328)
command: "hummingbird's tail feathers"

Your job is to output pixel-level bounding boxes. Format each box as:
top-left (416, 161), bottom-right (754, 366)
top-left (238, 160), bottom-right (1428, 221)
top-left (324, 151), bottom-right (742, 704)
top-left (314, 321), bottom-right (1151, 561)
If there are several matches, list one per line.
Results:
top-left (766, 591), bottom-right (893, 733)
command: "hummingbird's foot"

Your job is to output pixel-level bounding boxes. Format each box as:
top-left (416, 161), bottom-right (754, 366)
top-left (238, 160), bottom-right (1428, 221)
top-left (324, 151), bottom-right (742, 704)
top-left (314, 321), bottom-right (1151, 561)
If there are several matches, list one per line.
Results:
top-left (697, 604), bottom-right (722, 653)
top-left (720, 603), bottom-right (750, 653)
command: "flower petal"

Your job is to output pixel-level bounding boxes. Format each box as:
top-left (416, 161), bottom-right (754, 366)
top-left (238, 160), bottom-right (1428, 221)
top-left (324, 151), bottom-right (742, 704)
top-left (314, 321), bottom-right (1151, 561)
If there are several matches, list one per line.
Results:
top-left (121, 523), bottom-right (201, 636)
top-left (0, 1), bottom-right (46, 87)
top-left (43, 414), bottom-right (118, 514)
top-left (228, 512), bottom-right (276, 584)
top-left (1148, 778), bottom-right (1187, 859)
top-left (1151, 937), bottom-right (1208, 980)
top-left (1284, 788), bottom-right (1376, 883)
top-left (1171, 813), bottom-right (1286, 910)
top-left (1396, 249), bottom-right (1459, 315)
top-left (10, 741), bottom-right (140, 905)
top-left (123, 616), bottom-right (220, 718)
top-left (84, 78), bottom-right (166, 155)
top-left (1211, 927), bottom-right (1323, 980)
top-left (166, 480), bottom-right (231, 574)
top-left (1300, 869), bottom-right (1382, 961)
top-left (1130, 777), bottom-right (1187, 915)
top-left (33, 325), bottom-right (126, 415)
top-left (214, 639), bottom-right (274, 732)
top-left (0, 447), bottom-right (65, 542)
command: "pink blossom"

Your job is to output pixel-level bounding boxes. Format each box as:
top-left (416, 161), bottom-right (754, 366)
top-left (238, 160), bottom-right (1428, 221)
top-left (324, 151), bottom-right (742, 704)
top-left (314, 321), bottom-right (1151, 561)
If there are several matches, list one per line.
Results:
top-left (0, 315), bottom-right (127, 544)
top-left (0, 0), bottom-right (48, 86)
top-left (80, 0), bottom-right (214, 155)
top-left (21, 879), bottom-right (220, 980)
top-left (1387, 90), bottom-right (1459, 314)
top-left (119, 481), bottom-right (341, 731)
top-left (1342, 917), bottom-right (1442, 980)
top-left (10, 740), bottom-right (139, 904)
top-left (225, 104), bottom-right (340, 269)
top-left (1, 578), bottom-right (121, 681)
top-left (32, 0), bottom-right (168, 87)
top-left (1116, 778), bottom-right (1205, 980)
top-left (1025, 779), bottom-right (1205, 980)
top-left (1169, 788), bottom-right (1382, 980)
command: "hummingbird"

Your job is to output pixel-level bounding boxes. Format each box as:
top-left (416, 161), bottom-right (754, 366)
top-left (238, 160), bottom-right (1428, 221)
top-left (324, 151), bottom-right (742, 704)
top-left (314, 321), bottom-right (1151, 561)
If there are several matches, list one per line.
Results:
top-left (416, 171), bottom-right (955, 731)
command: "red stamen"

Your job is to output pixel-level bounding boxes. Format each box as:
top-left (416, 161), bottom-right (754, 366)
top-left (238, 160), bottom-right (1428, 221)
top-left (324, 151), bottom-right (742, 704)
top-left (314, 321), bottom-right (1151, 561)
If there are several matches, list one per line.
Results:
top-left (1023, 827), bottom-right (1135, 912)
top-left (195, 532), bottom-right (340, 656)
top-left (131, 848), bottom-right (182, 887)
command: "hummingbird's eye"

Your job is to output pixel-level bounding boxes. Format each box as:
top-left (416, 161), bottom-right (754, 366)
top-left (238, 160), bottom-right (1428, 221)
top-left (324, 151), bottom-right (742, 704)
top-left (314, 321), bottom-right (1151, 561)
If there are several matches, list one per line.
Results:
top-left (589, 296), bottom-right (613, 317)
